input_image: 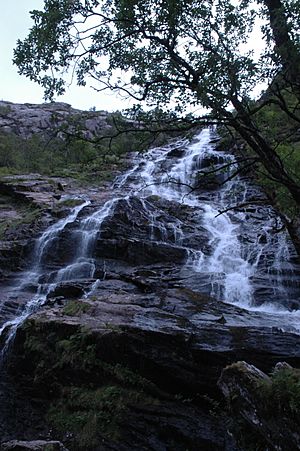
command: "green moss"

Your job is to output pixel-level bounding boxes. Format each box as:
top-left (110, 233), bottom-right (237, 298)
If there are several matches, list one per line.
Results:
top-left (63, 300), bottom-right (92, 316)
top-left (0, 204), bottom-right (43, 239)
top-left (17, 321), bottom-right (162, 448)
top-left (57, 198), bottom-right (84, 208)
top-left (47, 384), bottom-right (155, 448)
top-left (22, 322), bottom-right (157, 393)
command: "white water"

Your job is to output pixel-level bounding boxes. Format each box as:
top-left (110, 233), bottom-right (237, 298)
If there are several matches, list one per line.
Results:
top-left (0, 200), bottom-right (89, 357)
top-left (1, 128), bottom-right (300, 348)
top-left (118, 128), bottom-right (300, 331)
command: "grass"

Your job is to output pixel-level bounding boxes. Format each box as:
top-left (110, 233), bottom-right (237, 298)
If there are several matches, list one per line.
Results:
top-left (57, 198), bottom-right (85, 208)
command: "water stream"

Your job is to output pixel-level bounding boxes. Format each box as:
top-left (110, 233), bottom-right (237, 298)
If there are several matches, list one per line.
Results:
top-left (1, 128), bottom-right (300, 351)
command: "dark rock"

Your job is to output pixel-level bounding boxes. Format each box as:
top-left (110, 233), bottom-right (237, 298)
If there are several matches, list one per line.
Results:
top-left (96, 195), bottom-right (210, 263)
top-left (0, 441), bottom-right (68, 450)
top-left (47, 282), bottom-right (85, 299)
top-left (167, 147), bottom-right (185, 158)
top-left (6, 268), bottom-right (300, 450)
top-left (194, 172), bottom-right (224, 190)
top-left (95, 237), bottom-right (188, 264)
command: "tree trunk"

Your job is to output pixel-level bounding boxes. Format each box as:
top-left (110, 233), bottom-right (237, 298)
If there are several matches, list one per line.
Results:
top-left (231, 97), bottom-right (300, 206)
top-left (263, 0), bottom-right (300, 101)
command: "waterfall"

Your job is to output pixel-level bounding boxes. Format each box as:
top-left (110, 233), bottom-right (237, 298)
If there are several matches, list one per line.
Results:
top-left (0, 197), bottom-right (117, 355)
top-left (118, 128), bottom-right (300, 329)
top-left (1, 128), bottom-right (300, 351)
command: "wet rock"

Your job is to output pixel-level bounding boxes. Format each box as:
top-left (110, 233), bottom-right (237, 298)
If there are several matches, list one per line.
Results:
top-left (95, 237), bottom-right (188, 264)
top-left (47, 282), bottom-right (85, 299)
top-left (194, 172), bottom-right (224, 190)
top-left (0, 240), bottom-right (33, 279)
top-left (0, 441), bottom-right (68, 450)
top-left (166, 147), bottom-right (185, 158)
top-left (199, 154), bottom-right (226, 169)
top-left (96, 196), bottom-right (209, 263)
top-left (5, 255), bottom-right (300, 451)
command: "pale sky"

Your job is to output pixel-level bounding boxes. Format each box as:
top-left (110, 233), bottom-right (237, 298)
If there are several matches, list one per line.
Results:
top-left (0, 2), bottom-right (265, 113)
top-left (0, 1), bottom-right (129, 111)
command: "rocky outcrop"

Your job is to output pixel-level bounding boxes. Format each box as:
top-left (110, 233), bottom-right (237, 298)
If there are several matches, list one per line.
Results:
top-left (0, 174), bottom-right (71, 280)
top-left (4, 264), bottom-right (300, 449)
top-left (95, 195), bottom-right (209, 264)
top-left (218, 361), bottom-right (300, 450)
top-left (0, 101), bottom-right (110, 139)
top-left (0, 174), bottom-right (68, 209)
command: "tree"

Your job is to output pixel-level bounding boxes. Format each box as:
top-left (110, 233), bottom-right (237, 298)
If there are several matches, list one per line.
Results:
top-left (13, 0), bottom-right (300, 206)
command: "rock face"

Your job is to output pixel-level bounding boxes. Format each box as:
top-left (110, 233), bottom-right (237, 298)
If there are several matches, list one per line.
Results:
top-left (1, 128), bottom-right (300, 451)
top-left (0, 174), bottom-right (75, 281)
top-left (5, 264), bottom-right (300, 449)
top-left (0, 101), bottom-right (110, 138)
top-left (95, 195), bottom-right (209, 265)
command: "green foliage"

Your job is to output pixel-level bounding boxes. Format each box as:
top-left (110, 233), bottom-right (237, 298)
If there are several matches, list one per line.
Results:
top-left (20, 320), bottom-right (159, 448)
top-left (47, 384), bottom-right (155, 447)
top-left (249, 92), bottom-right (300, 217)
top-left (0, 109), bottom-right (164, 184)
top-left (13, 0), bottom-right (259, 111)
top-left (0, 132), bottom-right (94, 174)
top-left (11, 0), bottom-right (300, 207)
top-left (0, 130), bottom-right (117, 184)
top-left (260, 368), bottom-right (300, 417)
top-left (56, 198), bottom-right (84, 208)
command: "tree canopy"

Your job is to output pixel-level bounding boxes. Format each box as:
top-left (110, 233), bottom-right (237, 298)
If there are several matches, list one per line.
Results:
top-left (13, 0), bottom-right (300, 209)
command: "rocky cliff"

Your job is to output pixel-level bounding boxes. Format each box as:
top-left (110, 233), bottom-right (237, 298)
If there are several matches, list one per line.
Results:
top-left (0, 101), bottom-right (110, 139)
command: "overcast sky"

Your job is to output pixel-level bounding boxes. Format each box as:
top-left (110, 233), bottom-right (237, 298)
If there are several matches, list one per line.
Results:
top-left (0, 1), bottom-right (129, 111)
top-left (0, 2), bottom-right (265, 113)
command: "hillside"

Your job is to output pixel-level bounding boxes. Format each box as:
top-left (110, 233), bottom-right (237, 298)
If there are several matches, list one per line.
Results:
top-left (0, 104), bottom-right (299, 451)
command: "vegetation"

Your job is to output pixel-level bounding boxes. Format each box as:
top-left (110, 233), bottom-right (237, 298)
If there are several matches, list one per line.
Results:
top-left (0, 107), bottom-right (175, 185)
top-left (0, 195), bottom-right (43, 239)
top-left (19, 321), bottom-right (159, 448)
top-left (47, 384), bottom-right (155, 447)
top-left (0, 127), bottom-right (119, 185)
top-left (260, 367), bottom-right (300, 417)
top-left (63, 300), bottom-right (92, 316)
top-left (12, 0), bottom-right (300, 209)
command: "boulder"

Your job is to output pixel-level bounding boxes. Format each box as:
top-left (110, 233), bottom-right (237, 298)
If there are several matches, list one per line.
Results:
top-left (47, 282), bottom-right (85, 299)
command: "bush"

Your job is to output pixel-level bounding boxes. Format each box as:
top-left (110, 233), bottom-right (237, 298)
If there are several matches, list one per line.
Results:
top-left (260, 367), bottom-right (300, 418)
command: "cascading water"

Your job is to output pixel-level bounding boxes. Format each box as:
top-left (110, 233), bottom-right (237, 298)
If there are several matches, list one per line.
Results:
top-left (0, 127), bottom-right (300, 353)
top-left (118, 128), bottom-right (300, 330)
top-left (0, 197), bottom-right (118, 356)
top-left (0, 200), bottom-right (90, 356)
